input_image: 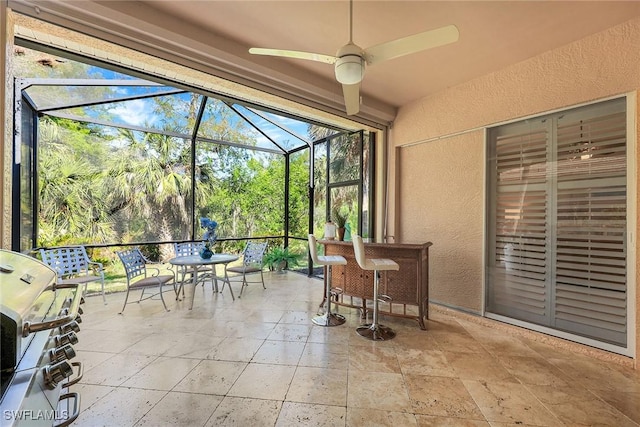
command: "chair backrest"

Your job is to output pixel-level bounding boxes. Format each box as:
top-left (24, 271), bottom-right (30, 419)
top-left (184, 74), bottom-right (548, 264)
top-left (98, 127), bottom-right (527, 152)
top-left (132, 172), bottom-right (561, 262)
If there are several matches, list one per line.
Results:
top-left (352, 235), bottom-right (367, 269)
top-left (116, 248), bottom-right (147, 282)
top-left (243, 241), bottom-right (267, 266)
top-left (174, 242), bottom-right (204, 257)
top-left (308, 234), bottom-right (320, 264)
top-left (40, 246), bottom-right (90, 277)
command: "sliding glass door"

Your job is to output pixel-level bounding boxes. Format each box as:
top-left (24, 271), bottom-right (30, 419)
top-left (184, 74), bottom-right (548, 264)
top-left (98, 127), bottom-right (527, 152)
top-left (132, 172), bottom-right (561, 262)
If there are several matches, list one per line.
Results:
top-left (486, 97), bottom-right (628, 350)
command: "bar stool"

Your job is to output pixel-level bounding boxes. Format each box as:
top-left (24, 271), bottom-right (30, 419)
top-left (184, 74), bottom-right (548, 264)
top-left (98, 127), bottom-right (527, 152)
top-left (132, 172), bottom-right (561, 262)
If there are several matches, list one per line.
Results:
top-left (308, 234), bottom-right (347, 327)
top-left (352, 234), bottom-right (399, 340)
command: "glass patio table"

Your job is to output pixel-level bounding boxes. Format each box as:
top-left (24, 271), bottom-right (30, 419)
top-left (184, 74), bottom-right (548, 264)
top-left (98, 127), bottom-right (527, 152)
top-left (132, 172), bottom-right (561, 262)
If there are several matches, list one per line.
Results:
top-left (169, 254), bottom-right (238, 309)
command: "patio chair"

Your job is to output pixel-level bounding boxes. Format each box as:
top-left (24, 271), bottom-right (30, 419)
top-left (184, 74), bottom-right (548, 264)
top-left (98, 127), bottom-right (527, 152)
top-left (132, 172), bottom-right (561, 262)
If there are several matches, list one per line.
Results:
top-left (225, 241), bottom-right (267, 298)
top-left (172, 242), bottom-right (218, 297)
top-left (116, 248), bottom-right (175, 314)
top-left (40, 246), bottom-right (107, 304)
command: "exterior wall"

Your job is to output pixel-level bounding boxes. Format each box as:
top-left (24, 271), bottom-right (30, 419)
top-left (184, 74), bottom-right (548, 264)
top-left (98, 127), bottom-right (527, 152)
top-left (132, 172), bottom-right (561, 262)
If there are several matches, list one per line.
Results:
top-left (397, 131), bottom-right (484, 311)
top-left (390, 17), bottom-right (640, 363)
top-left (1, 6), bottom-right (14, 250)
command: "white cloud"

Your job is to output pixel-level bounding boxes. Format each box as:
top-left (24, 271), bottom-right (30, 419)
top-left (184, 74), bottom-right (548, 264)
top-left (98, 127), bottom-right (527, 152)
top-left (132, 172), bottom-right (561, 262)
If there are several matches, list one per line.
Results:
top-left (108, 99), bottom-right (155, 126)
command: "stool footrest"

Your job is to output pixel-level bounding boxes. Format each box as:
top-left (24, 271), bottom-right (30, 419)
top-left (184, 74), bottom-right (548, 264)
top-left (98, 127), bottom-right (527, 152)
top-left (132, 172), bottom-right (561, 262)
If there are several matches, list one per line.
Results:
top-left (378, 294), bottom-right (392, 303)
top-left (330, 287), bottom-right (344, 296)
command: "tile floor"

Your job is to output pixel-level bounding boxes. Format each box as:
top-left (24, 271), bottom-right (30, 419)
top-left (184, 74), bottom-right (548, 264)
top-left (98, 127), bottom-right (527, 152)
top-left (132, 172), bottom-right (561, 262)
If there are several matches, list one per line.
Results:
top-left (72, 271), bottom-right (640, 426)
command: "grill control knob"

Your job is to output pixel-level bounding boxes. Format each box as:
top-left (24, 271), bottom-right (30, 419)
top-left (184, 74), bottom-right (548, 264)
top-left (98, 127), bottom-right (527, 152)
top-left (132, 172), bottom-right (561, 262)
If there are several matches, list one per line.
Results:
top-left (49, 344), bottom-right (76, 363)
top-left (43, 360), bottom-right (74, 390)
top-left (61, 307), bottom-right (84, 319)
top-left (54, 332), bottom-right (78, 347)
top-left (60, 321), bottom-right (80, 334)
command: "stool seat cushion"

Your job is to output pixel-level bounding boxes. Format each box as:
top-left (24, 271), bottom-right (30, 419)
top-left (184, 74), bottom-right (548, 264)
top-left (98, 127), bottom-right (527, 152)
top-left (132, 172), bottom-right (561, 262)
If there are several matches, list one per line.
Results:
top-left (317, 255), bottom-right (347, 266)
top-left (358, 257), bottom-right (399, 271)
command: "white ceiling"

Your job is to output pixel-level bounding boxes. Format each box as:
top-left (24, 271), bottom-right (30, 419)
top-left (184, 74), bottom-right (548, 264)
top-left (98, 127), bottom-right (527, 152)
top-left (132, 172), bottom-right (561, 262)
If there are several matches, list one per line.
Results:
top-left (135, 0), bottom-right (640, 117)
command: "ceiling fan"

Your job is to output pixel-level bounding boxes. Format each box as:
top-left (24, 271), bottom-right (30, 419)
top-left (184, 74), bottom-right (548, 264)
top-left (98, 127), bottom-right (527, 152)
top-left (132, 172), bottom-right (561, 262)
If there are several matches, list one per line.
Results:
top-left (249, 0), bottom-right (459, 115)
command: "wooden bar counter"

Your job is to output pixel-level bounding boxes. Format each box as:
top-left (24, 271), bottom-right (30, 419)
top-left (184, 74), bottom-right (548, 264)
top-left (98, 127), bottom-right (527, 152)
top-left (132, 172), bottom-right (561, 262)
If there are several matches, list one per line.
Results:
top-left (319, 239), bottom-right (432, 329)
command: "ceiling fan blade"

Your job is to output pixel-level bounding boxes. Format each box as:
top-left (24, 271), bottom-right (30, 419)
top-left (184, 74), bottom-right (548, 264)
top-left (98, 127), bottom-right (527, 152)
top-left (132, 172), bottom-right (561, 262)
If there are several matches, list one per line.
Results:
top-left (364, 24), bottom-right (459, 65)
top-left (342, 83), bottom-right (360, 115)
top-left (249, 48), bottom-right (337, 64)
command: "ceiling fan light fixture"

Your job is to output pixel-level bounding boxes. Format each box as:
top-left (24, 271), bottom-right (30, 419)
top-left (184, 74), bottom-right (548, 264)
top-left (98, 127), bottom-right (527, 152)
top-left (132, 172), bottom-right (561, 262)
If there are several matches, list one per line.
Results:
top-left (335, 54), bottom-right (364, 85)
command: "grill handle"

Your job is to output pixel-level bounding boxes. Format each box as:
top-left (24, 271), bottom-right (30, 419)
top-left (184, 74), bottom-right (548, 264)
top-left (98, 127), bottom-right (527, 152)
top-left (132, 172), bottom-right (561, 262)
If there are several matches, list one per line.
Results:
top-left (54, 392), bottom-right (81, 427)
top-left (62, 361), bottom-right (84, 387)
top-left (22, 283), bottom-right (83, 337)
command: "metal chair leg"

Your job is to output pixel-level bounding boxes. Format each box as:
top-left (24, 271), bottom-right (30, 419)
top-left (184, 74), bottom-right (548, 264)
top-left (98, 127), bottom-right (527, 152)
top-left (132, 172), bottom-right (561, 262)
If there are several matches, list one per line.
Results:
top-left (312, 265), bottom-right (346, 327)
top-left (356, 270), bottom-right (395, 340)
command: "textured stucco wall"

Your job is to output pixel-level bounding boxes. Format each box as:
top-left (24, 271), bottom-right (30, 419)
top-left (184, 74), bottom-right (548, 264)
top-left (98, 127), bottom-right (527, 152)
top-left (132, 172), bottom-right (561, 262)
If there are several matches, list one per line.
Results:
top-left (398, 131), bottom-right (484, 312)
top-left (1, 6), bottom-right (14, 250)
top-left (392, 18), bottom-right (640, 145)
top-left (636, 93), bottom-right (640, 367)
top-left (390, 15), bottom-right (640, 346)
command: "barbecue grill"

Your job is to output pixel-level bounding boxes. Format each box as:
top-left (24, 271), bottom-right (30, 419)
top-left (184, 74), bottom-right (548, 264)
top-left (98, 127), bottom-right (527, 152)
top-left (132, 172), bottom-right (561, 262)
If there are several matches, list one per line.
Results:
top-left (0, 250), bottom-right (83, 426)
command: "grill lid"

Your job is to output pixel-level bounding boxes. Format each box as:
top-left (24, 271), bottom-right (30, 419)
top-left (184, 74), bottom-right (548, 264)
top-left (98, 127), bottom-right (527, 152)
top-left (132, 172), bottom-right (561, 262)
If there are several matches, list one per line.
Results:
top-left (0, 250), bottom-right (57, 374)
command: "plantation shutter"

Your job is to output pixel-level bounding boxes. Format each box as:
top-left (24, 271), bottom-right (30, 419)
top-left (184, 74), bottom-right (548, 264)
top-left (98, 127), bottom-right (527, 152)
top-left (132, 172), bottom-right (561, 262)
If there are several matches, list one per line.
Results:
top-left (488, 119), bottom-right (550, 325)
top-left (487, 98), bottom-right (628, 349)
top-left (554, 103), bottom-right (627, 345)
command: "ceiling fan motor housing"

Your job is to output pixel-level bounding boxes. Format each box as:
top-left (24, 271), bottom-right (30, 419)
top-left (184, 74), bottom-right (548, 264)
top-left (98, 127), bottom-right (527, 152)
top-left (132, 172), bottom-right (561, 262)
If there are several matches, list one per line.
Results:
top-left (335, 43), bottom-right (365, 85)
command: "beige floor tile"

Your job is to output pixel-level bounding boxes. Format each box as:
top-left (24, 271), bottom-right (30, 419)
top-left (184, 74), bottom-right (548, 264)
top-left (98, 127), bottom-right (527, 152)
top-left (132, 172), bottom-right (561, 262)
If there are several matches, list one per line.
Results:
top-left (477, 335), bottom-right (541, 358)
top-left (73, 383), bottom-right (115, 412)
top-left (245, 309), bottom-right (286, 323)
top-left (497, 355), bottom-right (571, 387)
top-left (415, 414), bottom-right (490, 426)
top-left (348, 344), bottom-right (401, 373)
top-left (404, 375), bottom-right (484, 419)
top-left (121, 356), bottom-right (200, 390)
top-left (74, 329), bottom-right (150, 353)
top-left (73, 387), bottom-right (166, 427)
top-left (430, 331), bottom-right (486, 354)
top-left (347, 370), bottom-right (412, 412)
top-left (286, 366), bottom-right (348, 406)
top-left (594, 390), bottom-right (640, 424)
top-left (227, 363), bottom-right (296, 400)
top-left (205, 396), bottom-right (281, 426)
top-left (252, 339), bottom-right (306, 365)
top-left (444, 352), bottom-right (517, 383)
top-left (463, 380), bottom-right (562, 426)
top-left (162, 332), bottom-right (226, 359)
top-left (81, 353), bottom-right (156, 386)
top-left (526, 384), bottom-right (638, 427)
top-left (74, 273), bottom-right (640, 427)
top-left (347, 407), bottom-right (418, 426)
top-left (280, 310), bottom-right (316, 324)
top-left (173, 359), bottom-right (247, 395)
top-left (547, 357), bottom-right (640, 393)
top-left (120, 331), bottom-right (186, 356)
top-left (276, 402), bottom-right (346, 426)
top-left (307, 324), bottom-right (352, 345)
top-left (488, 423), bottom-right (552, 427)
top-left (206, 336), bottom-right (264, 362)
top-left (392, 331), bottom-right (441, 352)
top-left (152, 316), bottom-right (217, 335)
top-left (267, 323), bottom-right (313, 342)
top-left (298, 342), bottom-right (349, 369)
top-left (133, 391), bottom-right (223, 426)
top-left (425, 315), bottom-right (468, 333)
top-left (73, 350), bottom-right (115, 373)
top-left (208, 319), bottom-right (276, 339)
top-left (397, 348), bottom-right (457, 377)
